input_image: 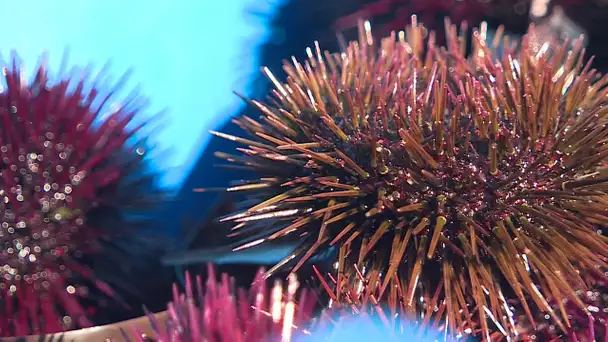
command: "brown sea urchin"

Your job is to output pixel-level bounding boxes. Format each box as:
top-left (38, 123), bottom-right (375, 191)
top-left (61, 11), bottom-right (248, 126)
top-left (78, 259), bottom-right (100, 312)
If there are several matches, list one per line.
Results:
top-left (213, 17), bottom-right (608, 340)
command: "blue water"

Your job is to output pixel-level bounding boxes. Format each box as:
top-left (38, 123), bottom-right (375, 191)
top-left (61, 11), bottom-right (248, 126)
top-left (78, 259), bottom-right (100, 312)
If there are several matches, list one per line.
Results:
top-left (0, 0), bottom-right (283, 189)
top-left (303, 317), bottom-right (433, 341)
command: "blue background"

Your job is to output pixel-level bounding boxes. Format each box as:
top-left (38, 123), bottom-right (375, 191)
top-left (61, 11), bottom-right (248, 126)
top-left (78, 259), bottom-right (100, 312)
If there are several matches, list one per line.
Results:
top-left (1, 0), bottom-right (283, 189)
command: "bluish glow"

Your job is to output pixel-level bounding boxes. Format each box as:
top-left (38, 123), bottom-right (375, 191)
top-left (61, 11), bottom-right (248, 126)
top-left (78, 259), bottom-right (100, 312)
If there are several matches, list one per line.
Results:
top-left (0, 0), bottom-right (282, 189)
top-left (302, 316), bottom-right (438, 341)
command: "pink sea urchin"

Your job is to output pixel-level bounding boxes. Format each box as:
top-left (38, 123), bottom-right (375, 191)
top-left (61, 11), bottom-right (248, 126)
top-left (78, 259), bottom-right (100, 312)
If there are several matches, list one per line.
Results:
top-left (130, 264), bottom-right (317, 342)
top-left (0, 54), bottom-right (160, 337)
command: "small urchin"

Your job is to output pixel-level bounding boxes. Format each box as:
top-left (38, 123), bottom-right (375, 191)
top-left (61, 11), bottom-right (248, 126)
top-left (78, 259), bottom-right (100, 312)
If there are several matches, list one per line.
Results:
top-left (0, 54), bottom-right (163, 337)
top-left (130, 264), bottom-right (317, 342)
top-left (211, 17), bottom-right (608, 340)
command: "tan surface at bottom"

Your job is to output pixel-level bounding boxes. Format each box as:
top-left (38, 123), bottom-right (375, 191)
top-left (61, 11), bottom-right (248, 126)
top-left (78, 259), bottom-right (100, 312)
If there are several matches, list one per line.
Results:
top-left (0, 311), bottom-right (168, 342)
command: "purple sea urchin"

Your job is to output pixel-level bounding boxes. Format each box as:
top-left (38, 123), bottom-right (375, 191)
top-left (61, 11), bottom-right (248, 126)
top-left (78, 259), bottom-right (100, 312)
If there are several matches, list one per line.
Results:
top-left (0, 55), bottom-right (163, 336)
top-left (212, 17), bottom-right (608, 340)
top-left (130, 265), bottom-right (317, 342)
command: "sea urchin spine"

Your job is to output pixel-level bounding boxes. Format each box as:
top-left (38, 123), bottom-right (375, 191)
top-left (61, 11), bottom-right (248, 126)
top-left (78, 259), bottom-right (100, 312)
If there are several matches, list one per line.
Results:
top-left (212, 17), bottom-right (608, 340)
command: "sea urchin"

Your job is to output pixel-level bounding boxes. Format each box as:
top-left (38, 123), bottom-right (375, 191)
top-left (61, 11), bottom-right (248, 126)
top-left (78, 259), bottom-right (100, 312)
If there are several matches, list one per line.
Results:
top-left (130, 264), bottom-right (317, 342)
top-left (0, 55), bottom-right (160, 337)
top-left (212, 17), bottom-right (608, 340)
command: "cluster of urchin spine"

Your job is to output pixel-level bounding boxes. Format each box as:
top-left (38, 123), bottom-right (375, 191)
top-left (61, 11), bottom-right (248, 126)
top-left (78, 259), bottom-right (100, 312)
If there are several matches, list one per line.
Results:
top-left (209, 16), bottom-right (608, 341)
top-left (129, 264), bottom-right (317, 342)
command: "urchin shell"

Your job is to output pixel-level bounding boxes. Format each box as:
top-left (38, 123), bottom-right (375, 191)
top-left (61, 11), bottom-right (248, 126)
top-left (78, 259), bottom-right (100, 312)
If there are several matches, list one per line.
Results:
top-left (213, 18), bottom-right (608, 340)
top-left (0, 55), bottom-right (162, 336)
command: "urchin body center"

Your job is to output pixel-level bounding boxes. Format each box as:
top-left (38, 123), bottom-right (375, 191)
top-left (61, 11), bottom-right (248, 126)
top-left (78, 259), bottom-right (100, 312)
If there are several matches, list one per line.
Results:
top-left (373, 153), bottom-right (539, 226)
top-left (0, 147), bottom-right (86, 287)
